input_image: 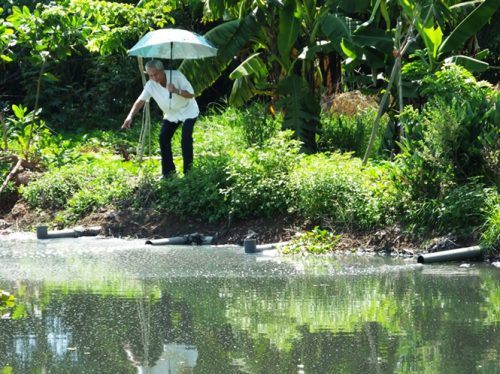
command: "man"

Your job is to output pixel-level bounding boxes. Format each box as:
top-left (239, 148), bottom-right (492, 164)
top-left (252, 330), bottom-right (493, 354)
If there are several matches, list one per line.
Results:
top-left (122, 60), bottom-right (199, 178)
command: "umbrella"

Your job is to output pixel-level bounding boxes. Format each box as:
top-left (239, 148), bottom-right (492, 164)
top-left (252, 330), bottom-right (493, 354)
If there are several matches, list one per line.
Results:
top-left (128, 28), bottom-right (217, 100)
top-left (127, 29), bottom-right (217, 163)
top-left (128, 28), bottom-right (217, 60)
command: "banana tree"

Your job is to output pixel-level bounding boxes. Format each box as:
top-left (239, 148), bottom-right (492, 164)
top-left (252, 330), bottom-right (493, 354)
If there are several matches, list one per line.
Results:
top-left (318, 0), bottom-right (499, 161)
top-left (181, 0), bottom-right (325, 152)
top-left (361, 0), bottom-right (500, 162)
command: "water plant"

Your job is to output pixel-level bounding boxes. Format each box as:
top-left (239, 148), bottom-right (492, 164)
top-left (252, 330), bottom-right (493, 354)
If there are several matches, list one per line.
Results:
top-left (281, 226), bottom-right (342, 255)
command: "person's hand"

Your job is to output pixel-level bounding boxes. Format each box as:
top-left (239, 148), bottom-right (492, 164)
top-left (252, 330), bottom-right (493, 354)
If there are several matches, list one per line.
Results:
top-left (166, 83), bottom-right (179, 94)
top-left (122, 116), bottom-right (133, 129)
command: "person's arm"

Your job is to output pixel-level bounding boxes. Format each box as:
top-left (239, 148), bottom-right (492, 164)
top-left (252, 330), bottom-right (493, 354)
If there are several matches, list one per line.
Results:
top-left (122, 99), bottom-right (145, 129)
top-left (167, 71), bottom-right (195, 99)
top-left (166, 84), bottom-right (194, 99)
top-left (175, 87), bottom-right (194, 99)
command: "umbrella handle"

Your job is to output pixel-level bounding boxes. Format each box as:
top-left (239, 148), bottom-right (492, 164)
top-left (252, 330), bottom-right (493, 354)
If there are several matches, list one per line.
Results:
top-left (169, 42), bottom-right (173, 100)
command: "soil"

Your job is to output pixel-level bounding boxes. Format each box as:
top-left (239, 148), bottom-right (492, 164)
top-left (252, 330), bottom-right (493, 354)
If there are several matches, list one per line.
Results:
top-left (1, 199), bottom-right (431, 255)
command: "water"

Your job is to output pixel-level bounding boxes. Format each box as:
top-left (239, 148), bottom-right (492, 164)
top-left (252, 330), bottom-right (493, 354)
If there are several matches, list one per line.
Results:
top-left (0, 234), bottom-right (498, 373)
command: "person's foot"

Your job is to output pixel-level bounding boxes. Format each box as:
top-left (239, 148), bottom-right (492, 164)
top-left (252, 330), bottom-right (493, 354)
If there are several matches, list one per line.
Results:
top-left (157, 173), bottom-right (176, 181)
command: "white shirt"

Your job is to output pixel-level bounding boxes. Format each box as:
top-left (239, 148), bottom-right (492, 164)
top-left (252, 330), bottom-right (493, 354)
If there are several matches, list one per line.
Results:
top-left (138, 70), bottom-right (199, 122)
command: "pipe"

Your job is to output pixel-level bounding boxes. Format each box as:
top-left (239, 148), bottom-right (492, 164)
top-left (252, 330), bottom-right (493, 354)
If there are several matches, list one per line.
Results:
top-left (37, 226), bottom-right (101, 239)
top-left (417, 246), bottom-right (483, 264)
top-left (244, 238), bottom-right (257, 253)
top-left (146, 234), bottom-right (215, 246)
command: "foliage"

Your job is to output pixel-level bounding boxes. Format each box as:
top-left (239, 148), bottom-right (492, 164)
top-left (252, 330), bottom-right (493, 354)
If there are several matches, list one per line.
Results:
top-left (200, 101), bottom-right (281, 148)
top-left (233, 102), bottom-right (281, 147)
top-left (399, 179), bottom-right (490, 238)
top-left (153, 154), bottom-right (231, 223)
top-left (396, 64), bottom-right (497, 204)
top-left (480, 189), bottom-right (500, 252)
top-left (221, 130), bottom-right (303, 219)
top-left (280, 226), bottom-right (342, 255)
top-left (0, 289), bottom-right (15, 317)
top-left (20, 157), bottom-right (137, 222)
top-left (318, 108), bottom-right (388, 158)
top-left (288, 153), bottom-right (396, 231)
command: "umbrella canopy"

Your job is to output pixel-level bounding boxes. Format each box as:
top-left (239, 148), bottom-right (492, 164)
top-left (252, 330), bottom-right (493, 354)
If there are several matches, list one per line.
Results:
top-left (128, 28), bottom-right (217, 59)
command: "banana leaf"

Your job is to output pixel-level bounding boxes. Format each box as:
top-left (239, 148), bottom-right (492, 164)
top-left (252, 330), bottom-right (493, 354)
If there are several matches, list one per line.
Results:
top-left (278, 0), bottom-right (300, 69)
top-left (277, 74), bottom-right (321, 153)
top-left (439, 0), bottom-right (500, 54)
top-left (179, 14), bottom-right (260, 94)
top-left (444, 55), bottom-right (489, 73)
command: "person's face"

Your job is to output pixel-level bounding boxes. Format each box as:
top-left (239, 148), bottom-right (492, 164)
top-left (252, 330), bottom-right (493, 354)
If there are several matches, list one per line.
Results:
top-left (146, 67), bottom-right (164, 84)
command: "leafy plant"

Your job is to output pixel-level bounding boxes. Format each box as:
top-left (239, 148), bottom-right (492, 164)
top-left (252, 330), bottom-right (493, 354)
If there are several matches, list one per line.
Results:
top-left (20, 158), bottom-right (137, 221)
top-left (154, 154), bottom-right (231, 223)
top-left (318, 108), bottom-right (388, 158)
top-left (221, 130), bottom-right (303, 219)
top-left (399, 179), bottom-right (490, 238)
top-left (0, 289), bottom-right (15, 317)
top-left (281, 226), bottom-right (342, 255)
top-left (288, 152), bottom-right (396, 230)
top-left (480, 189), bottom-right (500, 252)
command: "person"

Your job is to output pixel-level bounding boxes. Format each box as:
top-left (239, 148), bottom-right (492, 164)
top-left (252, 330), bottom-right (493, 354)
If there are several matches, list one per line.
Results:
top-left (122, 60), bottom-right (199, 178)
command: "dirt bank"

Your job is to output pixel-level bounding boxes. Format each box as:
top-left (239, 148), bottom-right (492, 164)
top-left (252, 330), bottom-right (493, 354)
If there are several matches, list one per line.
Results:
top-left (0, 199), bottom-right (440, 256)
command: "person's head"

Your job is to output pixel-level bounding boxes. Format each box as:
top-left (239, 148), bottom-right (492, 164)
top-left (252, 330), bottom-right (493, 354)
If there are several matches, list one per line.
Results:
top-left (145, 60), bottom-right (165, 83)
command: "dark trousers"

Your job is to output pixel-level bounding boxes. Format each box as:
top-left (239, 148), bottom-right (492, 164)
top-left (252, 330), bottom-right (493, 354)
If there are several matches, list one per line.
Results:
top-left (159, 117), bottom-right (196, 176)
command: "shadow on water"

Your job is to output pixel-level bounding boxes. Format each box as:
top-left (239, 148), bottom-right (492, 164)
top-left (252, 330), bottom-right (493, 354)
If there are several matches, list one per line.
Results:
top-left (0, 234), bottom-right (498, 373)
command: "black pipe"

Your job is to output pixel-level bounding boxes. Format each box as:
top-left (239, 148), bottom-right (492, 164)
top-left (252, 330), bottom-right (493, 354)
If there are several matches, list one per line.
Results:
top-left (417, 246), bottom-right (483, 264)
top-left (146, 233), bottom-right (215, 246)
top-left (36, 226), bottom-right (101, 239)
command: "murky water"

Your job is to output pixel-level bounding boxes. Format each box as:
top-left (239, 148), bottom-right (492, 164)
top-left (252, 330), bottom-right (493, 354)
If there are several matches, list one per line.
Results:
top-left (0, 234), bottom-right (498, 373)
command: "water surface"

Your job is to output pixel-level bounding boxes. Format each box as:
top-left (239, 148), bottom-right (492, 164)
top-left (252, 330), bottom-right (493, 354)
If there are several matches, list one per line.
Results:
top-left (0, 234), bottom-right (498, 373)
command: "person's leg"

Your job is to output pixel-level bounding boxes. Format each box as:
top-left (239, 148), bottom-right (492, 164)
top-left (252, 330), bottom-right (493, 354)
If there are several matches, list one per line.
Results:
top-left (181, 117), bottom-right (196, 174)
top-left (159, 119), bottom-right (180, 176)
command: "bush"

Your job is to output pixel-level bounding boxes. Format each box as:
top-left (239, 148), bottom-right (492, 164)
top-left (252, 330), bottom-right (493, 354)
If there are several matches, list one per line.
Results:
top-left (397, 64), bottom-right (497, 202)
top-left (480, 190), bottom-right (500, 252)
top-left (288, 153), bottom-right (396, 230)
top-left (318, 108), bottom-right (388, 158)
top-left (221, 130), bottom-right (303, 219)
top-left (20, 158), bottom-right (137, 221)
top-left (154, 154), bottom-right (231, 223)
top-left (399, 180), bottom-right (491, 238)
top-left (21, 167), bottom-right (86, 211)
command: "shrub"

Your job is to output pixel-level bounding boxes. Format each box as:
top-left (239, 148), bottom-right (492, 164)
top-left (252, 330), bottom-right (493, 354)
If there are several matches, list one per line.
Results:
top-left (221, 130), bottom-right (303, 219)
top-left (318, 108), bottom-right (388, 158)
top-left (20, 158), bottom-right (137, 220)
top-left (399, 180), bottom-right (491, 238)
top-left (397, 64), bottom-right (497, 201)
top-left (480, 189), bottom-right (500, 252)
top-left (21, 167), bottom-right (87, 211)
top-left (154, 154), bottom-right (231, 223)
top-left (288, 153), bottom-right (396, 230)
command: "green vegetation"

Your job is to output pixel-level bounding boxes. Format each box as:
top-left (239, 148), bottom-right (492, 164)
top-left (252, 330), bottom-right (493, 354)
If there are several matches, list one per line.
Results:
top-left (0, 0), bottom-right (498, 255)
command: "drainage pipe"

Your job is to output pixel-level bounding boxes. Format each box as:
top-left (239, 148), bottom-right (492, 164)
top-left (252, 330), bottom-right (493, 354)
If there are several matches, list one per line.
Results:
top-left (146, 234), bottom-right (215, 246)
top-left (417, 246), bottom-right (483, 264)
top-left (37, 226), bottom-right (101, 239)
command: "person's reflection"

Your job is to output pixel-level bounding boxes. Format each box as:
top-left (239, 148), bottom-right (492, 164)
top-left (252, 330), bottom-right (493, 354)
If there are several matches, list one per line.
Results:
top-left (125, 342), bottom-right (198, 374)
top-left (124, 294), bottom-right (198, 373)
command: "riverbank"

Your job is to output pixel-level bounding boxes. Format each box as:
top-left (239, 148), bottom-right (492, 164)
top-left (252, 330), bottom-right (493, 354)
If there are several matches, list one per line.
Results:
top-left (0, 200), bottom-right (480, 257)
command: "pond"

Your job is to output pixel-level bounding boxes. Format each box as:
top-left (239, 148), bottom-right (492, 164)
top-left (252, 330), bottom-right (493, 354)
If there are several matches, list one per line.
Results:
top-left (0, 234), bottom-right (498, 373)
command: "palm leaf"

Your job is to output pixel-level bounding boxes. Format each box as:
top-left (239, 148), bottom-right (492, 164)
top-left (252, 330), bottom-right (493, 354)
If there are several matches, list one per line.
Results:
top-left (229, 76), bottom-right (256, 107)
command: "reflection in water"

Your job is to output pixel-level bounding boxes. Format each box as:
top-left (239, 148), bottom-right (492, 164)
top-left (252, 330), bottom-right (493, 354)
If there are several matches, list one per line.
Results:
top-left (0, 237), bottom-right (499, 373)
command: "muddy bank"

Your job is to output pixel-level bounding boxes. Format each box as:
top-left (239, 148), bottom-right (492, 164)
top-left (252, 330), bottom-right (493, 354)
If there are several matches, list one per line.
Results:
top-left (1, 200), bottom-right (462, 256)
